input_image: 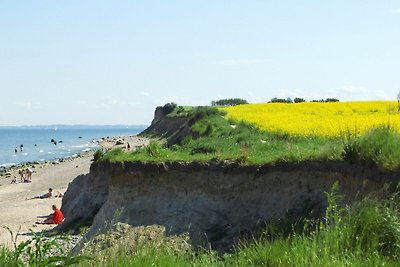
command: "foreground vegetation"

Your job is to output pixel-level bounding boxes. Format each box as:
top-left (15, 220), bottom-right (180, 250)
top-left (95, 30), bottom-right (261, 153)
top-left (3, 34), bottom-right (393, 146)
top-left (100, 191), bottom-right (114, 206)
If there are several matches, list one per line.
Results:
top-left (3, 184), bottom-right (399, 266)
top-left (89, 185), bottom-right (400, 266)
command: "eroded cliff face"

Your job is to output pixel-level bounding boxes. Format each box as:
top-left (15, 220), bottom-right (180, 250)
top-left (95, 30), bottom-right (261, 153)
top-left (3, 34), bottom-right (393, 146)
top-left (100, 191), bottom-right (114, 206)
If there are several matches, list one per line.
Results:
top-left (60, 160), bottom-right (393, 252)
top-left (140, 106), bottom-right (192, 145)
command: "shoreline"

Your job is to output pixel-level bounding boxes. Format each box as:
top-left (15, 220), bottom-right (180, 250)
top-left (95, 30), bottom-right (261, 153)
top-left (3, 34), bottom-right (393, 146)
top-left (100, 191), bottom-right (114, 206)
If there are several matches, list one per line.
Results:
top-left (0, 134), bottom-right (148, 182)
top-left (0, 135), bottom-right (148, 247)
top-left (0, 150), bottom-right (94, 181)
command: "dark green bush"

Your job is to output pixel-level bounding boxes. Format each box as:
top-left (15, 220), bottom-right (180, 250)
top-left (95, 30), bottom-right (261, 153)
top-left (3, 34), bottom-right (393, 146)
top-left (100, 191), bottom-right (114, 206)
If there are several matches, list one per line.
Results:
top-left (93, 149), bottom-right (104, 162)
top-left (269, 97), bottom-right (293, 103)
top-left (211, 98), bottom-right (248, 106)
top-left (293, 97), bottom-right (306, 103)
top-left (162, 102), bottom-right (177, 115)
top-left (190, 145), bottom-right (217, 155)
top-left (188, 107), bottom-right (221, 125)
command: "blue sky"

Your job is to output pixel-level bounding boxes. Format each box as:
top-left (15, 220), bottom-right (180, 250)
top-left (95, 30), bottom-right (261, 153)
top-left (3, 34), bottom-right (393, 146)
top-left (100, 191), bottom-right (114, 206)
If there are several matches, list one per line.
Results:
top-left (1, 1), bottom-right (399, 125)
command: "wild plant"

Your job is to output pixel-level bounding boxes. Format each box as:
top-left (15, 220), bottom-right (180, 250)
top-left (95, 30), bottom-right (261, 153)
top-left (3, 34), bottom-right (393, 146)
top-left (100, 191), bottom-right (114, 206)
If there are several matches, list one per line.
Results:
top-left (3, 226), bottom-right (92, 267)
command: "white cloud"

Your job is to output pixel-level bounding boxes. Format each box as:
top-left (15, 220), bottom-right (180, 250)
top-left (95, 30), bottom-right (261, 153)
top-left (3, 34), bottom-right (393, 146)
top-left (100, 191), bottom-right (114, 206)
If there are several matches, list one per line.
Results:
top-left (154, 95), bottom-right (198, 106)
top-left (375, 90), bottom-right (391, 100)
top-left (100, 96), bottom-right (118, 109)
top-left (14, 101), bottom-right (41, 110)
top-left (88, 96), bottom-right (120, 110)
top-left (216, 94), bottom-right (225, 100)
top-left (336, 85), bottom-right (367, 93)
top-left (389, 8), bottom-right (400, 14)
top-left (273, 88), bottom-right (307, 99)
top-left (141, 91), bottom-right (150, 97)
top-left (217, 59), bottom-right (263, 66)
top-left (76, 100), bottom-right (87, 105)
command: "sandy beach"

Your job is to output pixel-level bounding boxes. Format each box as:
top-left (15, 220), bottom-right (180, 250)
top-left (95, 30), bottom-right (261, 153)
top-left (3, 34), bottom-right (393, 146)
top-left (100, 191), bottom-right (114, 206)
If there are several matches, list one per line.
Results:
top-left (0, 136), bottom-right (148, 247)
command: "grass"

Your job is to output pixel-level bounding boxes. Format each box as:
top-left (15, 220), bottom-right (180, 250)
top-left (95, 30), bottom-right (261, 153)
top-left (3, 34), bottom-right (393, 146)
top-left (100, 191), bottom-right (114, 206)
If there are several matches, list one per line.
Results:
top-left (343, 125), bottom-right (400, 170)
top-left (97, 106), bottom-right (345, 165)
top-left (0, 227), bottom-right (92, 267)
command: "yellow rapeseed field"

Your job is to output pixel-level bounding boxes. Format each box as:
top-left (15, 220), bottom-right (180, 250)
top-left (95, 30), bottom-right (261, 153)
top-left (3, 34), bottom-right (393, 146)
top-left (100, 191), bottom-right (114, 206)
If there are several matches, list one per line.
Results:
top-left (221, 101), bottom-right (400, 138)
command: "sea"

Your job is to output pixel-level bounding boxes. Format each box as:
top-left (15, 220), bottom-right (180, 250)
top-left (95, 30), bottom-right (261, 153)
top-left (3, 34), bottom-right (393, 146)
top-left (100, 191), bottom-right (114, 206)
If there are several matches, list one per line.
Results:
top-left (0, 125), bottom-right (147, 168)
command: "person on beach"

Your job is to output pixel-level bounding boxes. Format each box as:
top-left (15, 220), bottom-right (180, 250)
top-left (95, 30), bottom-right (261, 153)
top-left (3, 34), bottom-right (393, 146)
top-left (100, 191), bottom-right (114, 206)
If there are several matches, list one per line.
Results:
top-left (14, 147), bottom-right (17, 153)
top-left (26, 188), bottom-right (53, 200)
top-left (20, 144), bottom-right (23, 152)
top-left (36, 204), bottom-right (64, 224)
top-left (18, 169), bottom-right (25, 183)
top-left (25, 168), bottom-right (33, 182)
top-left (127, 142), bottom-right (131, 150)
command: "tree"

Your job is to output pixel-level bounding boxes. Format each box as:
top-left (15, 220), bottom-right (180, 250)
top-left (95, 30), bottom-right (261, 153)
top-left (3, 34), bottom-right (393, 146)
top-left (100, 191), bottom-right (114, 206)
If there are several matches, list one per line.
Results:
top-left (269, 97), bottom-right (293, 103)
top-left (397, 91), bottom-right (400, 112)
top-left (211, 98), bottom-right (248, 106)
top-left (293, 97), bottom-right (305, 103)
top-left (325, 98), bottom-right (339, 102)
top-left (162, 102), bottom-right (177, 114)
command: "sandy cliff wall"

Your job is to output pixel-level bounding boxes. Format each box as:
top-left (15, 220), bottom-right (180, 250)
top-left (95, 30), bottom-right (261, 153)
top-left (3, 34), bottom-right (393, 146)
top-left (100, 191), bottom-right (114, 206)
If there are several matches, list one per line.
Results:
top-left (61, 160), bottom-right (395, 252)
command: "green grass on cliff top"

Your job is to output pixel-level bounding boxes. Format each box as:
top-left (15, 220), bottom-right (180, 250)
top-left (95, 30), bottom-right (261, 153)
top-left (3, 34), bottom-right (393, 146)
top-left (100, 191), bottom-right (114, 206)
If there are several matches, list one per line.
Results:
top-left (97, 106), bottom-right (344, 165)
top-left (97, 105), bottom-right (400, 170)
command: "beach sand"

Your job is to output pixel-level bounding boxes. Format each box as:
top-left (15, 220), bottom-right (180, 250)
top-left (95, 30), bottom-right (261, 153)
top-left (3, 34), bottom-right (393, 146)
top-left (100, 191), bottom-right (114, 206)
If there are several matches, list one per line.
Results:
top-left (0, 136), bottom-right (148, 247)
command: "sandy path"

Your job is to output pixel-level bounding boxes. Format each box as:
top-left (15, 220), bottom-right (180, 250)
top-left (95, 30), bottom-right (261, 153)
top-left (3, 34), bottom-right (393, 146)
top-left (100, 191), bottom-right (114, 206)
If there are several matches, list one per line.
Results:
top-left (0, 136), bottom-right (148, 247)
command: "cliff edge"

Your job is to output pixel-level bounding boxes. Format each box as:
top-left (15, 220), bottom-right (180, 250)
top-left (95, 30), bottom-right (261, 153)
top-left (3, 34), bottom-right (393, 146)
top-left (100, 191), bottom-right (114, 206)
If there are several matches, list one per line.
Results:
top-left (60, 159), bottom-right (393, 252)
top-left (58, 105), bottom-right (399, 253)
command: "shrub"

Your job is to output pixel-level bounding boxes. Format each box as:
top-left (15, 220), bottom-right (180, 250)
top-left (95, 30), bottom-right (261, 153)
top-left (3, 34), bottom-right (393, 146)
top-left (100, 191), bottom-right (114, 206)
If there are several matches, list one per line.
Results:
top-left (325, 98), bottom-right (339, 102)
top-left (293, 97), bottom-right (306, 103)
top-left (188, 107), bottom-right (221, 125)
top-left (2, 227), bottom-right (92, 266)
top-left (269, 97), bottom-right (293, 103)
top-left (146, 141), bottom-right (166, 158)
top-left (93, 149), bottom-right (104, 162)
top-left (190, 145), bottom-right (217, 155)
top-left (342, 126), bottom-right (400, 170)
top-left (211, 98), bottom-right (248, 106)
top-left (176, 106), bottom-right (185, 114)
top-left (162, 103), bottom-right (177, 115)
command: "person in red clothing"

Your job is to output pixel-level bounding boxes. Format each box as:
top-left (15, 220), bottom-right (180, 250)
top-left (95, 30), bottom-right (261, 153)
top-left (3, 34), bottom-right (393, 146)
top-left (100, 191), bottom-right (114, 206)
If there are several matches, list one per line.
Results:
top-left (37, 204), bottom-right (65, 224)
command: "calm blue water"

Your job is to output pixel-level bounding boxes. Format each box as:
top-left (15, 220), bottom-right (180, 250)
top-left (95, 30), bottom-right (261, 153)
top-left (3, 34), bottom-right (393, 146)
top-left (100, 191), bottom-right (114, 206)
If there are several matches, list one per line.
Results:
top-left (0, 125), bottom-right (147, 167)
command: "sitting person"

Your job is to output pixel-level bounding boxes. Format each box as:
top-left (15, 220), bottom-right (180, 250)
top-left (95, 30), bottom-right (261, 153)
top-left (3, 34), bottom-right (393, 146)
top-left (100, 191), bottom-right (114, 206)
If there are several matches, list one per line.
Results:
top-left (10, 176), bottom-right (17, 184)
top-left (37, 204), bottom-right (65, 225)
top-left (26, 188), bottom-right (53, 200)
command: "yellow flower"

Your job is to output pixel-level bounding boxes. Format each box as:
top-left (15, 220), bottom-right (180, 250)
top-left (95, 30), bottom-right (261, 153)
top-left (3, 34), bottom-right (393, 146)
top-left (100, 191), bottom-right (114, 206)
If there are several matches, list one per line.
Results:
top-left (221, 101), bottom-right (400, 138)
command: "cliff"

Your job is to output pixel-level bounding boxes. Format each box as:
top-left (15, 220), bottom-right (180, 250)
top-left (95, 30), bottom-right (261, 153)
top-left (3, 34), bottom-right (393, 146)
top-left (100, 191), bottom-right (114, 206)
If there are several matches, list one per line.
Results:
top-left (60, 159), bottom-right (394, 252)
top-left (139, 106), bottom-right (192, 145)
top-left (58, 106), bottom-right (399, 253)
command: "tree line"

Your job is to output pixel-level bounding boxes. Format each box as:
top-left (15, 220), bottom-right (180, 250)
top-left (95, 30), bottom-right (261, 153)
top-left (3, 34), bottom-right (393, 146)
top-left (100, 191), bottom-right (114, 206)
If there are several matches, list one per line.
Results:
top-left (210, 97), bottom-right (339, 106)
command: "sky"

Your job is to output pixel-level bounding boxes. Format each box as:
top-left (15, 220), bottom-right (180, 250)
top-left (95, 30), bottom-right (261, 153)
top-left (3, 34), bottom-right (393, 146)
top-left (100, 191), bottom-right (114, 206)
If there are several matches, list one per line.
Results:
top-left (0, 1), bottom-right (399, 126)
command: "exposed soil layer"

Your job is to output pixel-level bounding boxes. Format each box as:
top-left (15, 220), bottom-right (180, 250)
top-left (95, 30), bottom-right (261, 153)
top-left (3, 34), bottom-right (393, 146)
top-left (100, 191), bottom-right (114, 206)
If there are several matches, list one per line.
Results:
top-left (60, 160), bottom-right (397, 252)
